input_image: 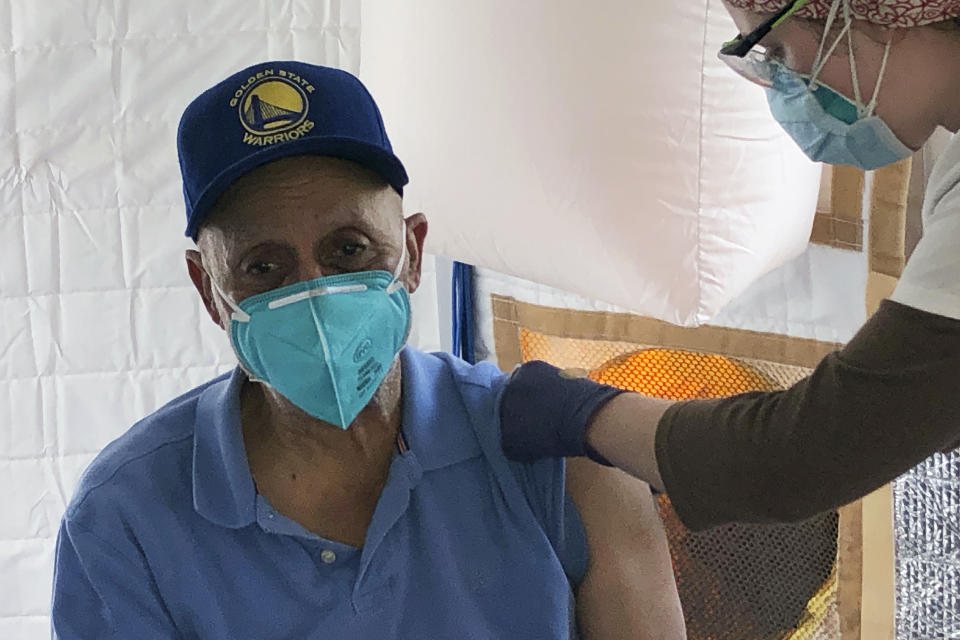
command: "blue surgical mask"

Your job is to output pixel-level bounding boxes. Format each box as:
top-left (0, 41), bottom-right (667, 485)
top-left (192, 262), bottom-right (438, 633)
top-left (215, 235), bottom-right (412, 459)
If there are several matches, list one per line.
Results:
top-left (764, 0), bottom-right (913, 170)
top-left (212, 225), bottom-right (411, 428)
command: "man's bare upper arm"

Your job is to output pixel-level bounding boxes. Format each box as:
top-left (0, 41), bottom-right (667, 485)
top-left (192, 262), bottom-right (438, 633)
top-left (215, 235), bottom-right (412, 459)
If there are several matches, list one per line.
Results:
top-left (566, 457), bottom-right (687, 640)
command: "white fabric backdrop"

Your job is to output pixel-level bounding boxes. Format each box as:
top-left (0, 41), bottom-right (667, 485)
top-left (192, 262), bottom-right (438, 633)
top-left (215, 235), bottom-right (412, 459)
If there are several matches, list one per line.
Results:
top-left (0, 2), bottom-right (449, 637)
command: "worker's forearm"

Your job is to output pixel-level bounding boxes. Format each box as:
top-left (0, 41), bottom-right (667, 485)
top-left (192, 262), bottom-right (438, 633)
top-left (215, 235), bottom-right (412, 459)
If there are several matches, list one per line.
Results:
top-left (584, 393), bottom-right (672, 492)
top-left (499, 301), bottom-right (960, 532)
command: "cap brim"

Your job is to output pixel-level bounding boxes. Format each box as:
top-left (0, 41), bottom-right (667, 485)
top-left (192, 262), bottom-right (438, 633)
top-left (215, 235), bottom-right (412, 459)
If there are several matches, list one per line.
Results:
top-left (185, 136), bottom-right (409, 239)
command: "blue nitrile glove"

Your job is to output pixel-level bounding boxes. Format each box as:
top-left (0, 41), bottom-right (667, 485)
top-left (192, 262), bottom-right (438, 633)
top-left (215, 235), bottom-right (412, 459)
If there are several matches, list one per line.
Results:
top-left (499, 360), bottom-right (626, 466)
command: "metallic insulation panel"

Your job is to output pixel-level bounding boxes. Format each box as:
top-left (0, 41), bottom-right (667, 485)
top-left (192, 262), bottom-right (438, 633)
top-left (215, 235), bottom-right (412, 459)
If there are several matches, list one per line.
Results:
top-left (895, 451), bottom-right (960, 639)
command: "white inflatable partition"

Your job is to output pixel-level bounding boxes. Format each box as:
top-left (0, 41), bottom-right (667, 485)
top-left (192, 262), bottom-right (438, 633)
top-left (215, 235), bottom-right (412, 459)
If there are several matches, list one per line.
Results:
top-left (361, 0), bottom-right (822, 326)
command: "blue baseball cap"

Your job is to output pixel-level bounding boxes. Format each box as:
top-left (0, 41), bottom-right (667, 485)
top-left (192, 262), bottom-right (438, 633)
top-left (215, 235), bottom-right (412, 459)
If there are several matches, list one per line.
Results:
top-left (177, 61), bottom-right (409, 239)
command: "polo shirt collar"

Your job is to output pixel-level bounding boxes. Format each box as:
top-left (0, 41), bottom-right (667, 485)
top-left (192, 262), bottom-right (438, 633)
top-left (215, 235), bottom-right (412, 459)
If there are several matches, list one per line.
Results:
top-left (193, 367), bottom-right (257, 529)
top-left (192, 348), bottom-right (482, 529)
top-left (398, 348), bottom-right (482, 472)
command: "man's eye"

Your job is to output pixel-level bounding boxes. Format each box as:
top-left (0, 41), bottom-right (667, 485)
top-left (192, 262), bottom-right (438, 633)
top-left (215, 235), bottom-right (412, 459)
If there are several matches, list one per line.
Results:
top-left (341, 242), bottom-right (366, 257)
top-left (246, 261), bottom-right (279, 275)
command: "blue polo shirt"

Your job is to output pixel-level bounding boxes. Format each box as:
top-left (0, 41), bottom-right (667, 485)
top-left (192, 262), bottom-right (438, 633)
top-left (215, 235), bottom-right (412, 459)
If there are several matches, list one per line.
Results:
top-left (52, 348), bottom-right (588, 639)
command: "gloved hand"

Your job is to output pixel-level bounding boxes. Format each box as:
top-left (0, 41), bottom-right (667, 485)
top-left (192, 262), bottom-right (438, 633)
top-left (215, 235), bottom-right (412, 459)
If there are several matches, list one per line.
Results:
top-left (498, 360), bottom-right (626, 465)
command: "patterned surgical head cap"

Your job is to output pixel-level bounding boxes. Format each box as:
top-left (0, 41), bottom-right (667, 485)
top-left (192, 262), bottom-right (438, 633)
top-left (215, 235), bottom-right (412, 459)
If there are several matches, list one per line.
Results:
top-left (725, 0), bottom-right (960, 27)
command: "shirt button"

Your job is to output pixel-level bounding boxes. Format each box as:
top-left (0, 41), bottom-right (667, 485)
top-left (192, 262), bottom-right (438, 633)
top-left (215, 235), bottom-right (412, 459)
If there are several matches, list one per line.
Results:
top-left (320, 549), bottom-right (337, 564)
top-left (267, 513), bottom-right (275, 519)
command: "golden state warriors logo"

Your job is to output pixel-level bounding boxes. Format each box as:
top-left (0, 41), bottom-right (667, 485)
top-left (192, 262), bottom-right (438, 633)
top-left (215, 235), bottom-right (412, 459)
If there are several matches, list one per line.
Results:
top-left (230, 69), bottom-right (316, 147)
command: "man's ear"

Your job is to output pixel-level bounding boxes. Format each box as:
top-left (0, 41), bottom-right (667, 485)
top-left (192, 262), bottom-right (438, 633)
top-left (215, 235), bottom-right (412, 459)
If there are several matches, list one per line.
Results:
top-left (186, 249), bottom-right (225, 329)
top-left (402, 213), bottom-right (429, 294)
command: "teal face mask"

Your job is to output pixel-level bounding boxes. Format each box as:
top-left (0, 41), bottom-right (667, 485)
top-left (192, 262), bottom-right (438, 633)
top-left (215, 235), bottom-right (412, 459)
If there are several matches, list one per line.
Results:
top-left (212, 226), bottom-right (411, 428)
top-left (764, 0), bottom-right (913, 170)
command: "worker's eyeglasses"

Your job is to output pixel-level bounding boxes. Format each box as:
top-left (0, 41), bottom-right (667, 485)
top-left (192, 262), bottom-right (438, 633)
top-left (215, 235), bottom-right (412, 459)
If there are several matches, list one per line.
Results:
top-left (717, 0), bottom-right (809, 87)
top-left (718, 46), bottom-right (787, 88)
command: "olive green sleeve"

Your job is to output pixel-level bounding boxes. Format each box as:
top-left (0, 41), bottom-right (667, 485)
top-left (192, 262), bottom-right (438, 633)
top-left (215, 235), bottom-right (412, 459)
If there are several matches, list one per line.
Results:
top-left (655, 300), bottom-right (960, 531)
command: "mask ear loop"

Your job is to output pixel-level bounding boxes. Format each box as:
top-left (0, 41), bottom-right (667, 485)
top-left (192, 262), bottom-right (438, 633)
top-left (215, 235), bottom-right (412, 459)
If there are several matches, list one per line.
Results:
top-left (816, 0), bottom-right (891, 120)
top-left (209, 277), bottom-right (251, 322)
top-left (208, 276), bottom-right (263, 383)
top-left (842, 0), bottom-right (892, 119)
top-left (809, 0), bottom-right (846, 90)
top-left (861, 37), bottom-right (893, 119)
top-left (386, 221), bottom-right (408, 295)
top-left (841, 0), bottom-right (869, 116)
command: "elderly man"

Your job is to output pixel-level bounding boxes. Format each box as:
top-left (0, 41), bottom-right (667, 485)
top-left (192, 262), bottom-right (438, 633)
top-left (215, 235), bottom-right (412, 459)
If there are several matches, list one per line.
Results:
top-left (50, 61), bottom-right (683, 639)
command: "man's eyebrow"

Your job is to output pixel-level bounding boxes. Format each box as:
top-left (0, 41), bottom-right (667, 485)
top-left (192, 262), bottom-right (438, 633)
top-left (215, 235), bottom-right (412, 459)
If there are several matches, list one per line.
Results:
top-left (226, 239), bottom-right (292, 263)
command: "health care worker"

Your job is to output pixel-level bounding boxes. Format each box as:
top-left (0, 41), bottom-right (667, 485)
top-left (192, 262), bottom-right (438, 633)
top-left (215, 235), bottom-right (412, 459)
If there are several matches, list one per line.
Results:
top-left (50, 62), bottom-right (685, 639)
top-left (500, 0), bottom-right (960, 531)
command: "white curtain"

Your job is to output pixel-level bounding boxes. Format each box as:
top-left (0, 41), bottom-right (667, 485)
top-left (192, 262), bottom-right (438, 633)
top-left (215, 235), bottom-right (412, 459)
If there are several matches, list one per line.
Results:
top-left (0, 2), bottom-right (445, 637)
